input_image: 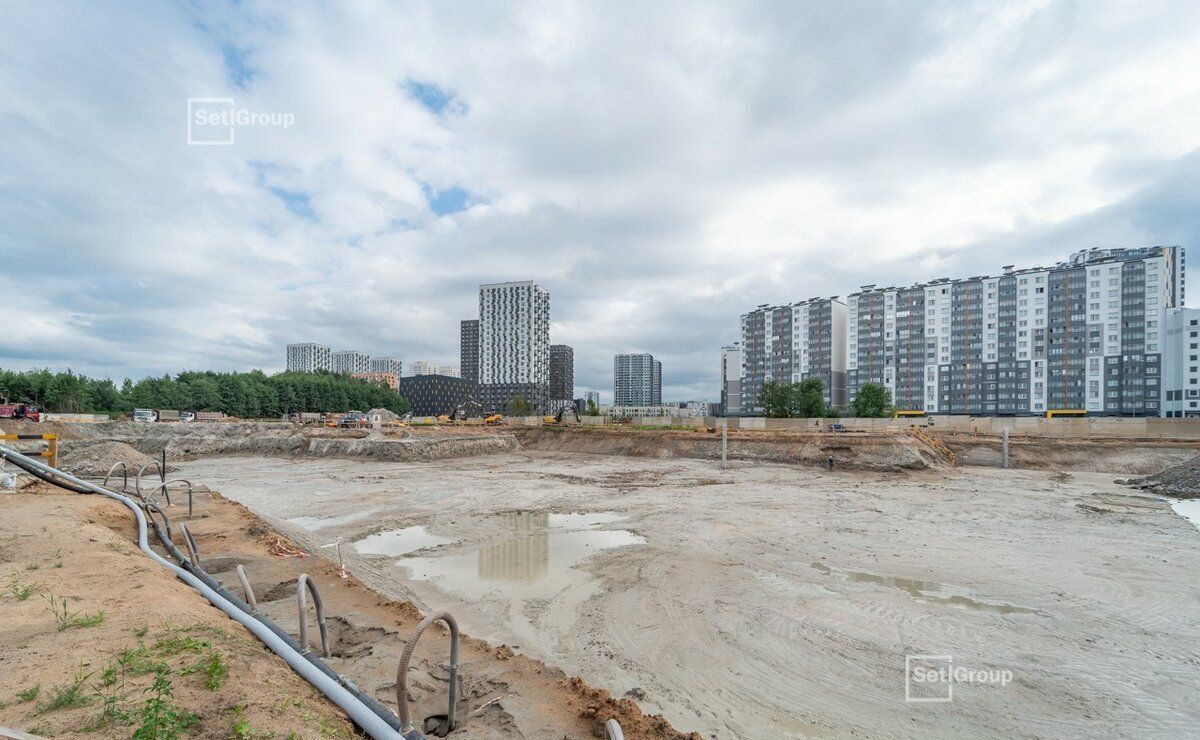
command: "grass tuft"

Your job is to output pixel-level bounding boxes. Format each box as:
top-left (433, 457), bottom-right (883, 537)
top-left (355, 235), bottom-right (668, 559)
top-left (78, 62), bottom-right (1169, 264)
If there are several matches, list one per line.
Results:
top-left (44, 594), bottom-right (105, 631)
top-left (36, 669), bottom-right (92, 714)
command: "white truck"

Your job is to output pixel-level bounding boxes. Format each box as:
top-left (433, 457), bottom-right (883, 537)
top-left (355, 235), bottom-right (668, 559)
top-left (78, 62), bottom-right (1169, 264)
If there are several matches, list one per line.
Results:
top-left (133, 409), bottom-right (157, 423)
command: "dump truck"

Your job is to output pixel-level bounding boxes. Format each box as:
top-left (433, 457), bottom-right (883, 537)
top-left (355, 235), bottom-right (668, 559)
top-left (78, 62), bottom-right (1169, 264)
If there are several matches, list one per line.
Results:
top-left (157, 409), bottom-right (181, 422)
top-left (194, 411), bottom-right (226, 421)
top-left (133, 408), bottom-right (156, 423)
top-left (0, 403), bottom-right (40, 422)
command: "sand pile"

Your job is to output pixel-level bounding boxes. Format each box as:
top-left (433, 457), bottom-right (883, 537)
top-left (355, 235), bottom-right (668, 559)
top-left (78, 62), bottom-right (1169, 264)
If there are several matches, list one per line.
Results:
top-left (1126, 453), bottom-right (1200, 498)
top-left (367, 408), bottom-right (399, 422)
top-left (58, 440), bottom-right (166, 477)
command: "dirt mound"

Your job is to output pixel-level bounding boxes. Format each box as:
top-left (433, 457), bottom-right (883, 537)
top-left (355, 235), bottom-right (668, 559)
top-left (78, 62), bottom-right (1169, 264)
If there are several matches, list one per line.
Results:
top-left (1126, 453), bottom-right (1200, 498)
top-left (367, 407), bottom-right (399, 422)
top-left (57, 439), bottom-right (165, 477)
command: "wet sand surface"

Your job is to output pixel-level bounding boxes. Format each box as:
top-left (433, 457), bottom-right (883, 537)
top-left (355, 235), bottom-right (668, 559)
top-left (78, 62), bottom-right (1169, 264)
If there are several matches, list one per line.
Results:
top-left (175, 453), bottom-right (1200, 739)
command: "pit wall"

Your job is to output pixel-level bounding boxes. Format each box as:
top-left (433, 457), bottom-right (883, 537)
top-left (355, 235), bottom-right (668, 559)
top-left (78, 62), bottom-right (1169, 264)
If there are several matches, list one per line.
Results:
top-left (506, 415), bottom-right (1200, 439)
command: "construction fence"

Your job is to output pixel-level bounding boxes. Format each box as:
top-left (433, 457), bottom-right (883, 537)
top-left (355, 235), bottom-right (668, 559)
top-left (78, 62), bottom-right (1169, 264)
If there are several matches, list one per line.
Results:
top-left (506, 415), bottom-right (1200, 439)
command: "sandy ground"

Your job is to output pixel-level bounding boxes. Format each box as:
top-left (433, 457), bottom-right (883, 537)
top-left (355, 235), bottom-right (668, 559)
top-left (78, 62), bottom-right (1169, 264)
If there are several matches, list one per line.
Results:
top-left (0, 486), bottom-right (355, 738)
top-left (174, 452), bottom-right (1200, 739)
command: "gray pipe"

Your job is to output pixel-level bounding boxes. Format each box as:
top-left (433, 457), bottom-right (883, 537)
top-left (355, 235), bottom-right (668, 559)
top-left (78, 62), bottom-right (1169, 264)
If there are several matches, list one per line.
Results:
top-left (298, 573), bottom-right (331, 658)
top-left (236, 565), bottom-right (259, 613)
top-left (0, 443), bottom-right (402, 740)
top-left (396, 611), bottom-right (459, 734)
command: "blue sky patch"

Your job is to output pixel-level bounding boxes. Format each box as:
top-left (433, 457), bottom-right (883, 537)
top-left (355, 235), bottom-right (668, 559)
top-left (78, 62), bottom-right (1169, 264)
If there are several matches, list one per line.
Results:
top-left (424, 184), bottom-right (474, 216)
top-left (404, 80), bottom-right (464, 116)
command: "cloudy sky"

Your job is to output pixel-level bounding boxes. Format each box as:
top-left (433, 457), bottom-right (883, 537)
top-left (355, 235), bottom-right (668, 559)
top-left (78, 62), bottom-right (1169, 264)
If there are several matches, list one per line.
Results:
top-left (3, 1), bottom-right (1200, 401)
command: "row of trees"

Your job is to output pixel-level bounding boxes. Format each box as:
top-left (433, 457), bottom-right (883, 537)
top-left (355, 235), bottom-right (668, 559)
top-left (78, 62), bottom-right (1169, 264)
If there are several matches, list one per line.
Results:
top-left (0, 368), bottom-right (410, 418)
top-left (757, 379), bottom-right (893, 418)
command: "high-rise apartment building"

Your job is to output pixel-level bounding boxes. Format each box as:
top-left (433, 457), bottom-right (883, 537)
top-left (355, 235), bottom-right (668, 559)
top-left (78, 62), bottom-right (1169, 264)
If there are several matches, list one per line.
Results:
top-left (613, 353), bottom-right (661, 406)
top-left (460, 319), bottom-right (480, 384)
top-left (331, 350), bottom-right (370, 374)
top-left (585, 391), bottom-right (600, 409)
top-left (739, 298), bottom-right (847, 414)
top-left (845, 246), bottom-right (1185, 416)
top-left (404, 360), bottom-right (442, 376)
top-left (1162, 307), bottom-right (1200, 417)
top-left (478, 281), bottom-right (551, 413)
top-left (550, 345), bottom-right (574, 408)
top-left (720, 343), bottom-right (742, 416)
top-left (370, 356), bottom-right (402, 377)
top-left (286, 343), bottom-right (331, 372)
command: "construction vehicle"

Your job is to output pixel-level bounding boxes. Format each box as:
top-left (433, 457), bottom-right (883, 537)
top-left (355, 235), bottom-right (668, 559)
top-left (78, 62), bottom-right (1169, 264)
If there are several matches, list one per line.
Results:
top-left (0, 402), bottom-right (40, 423)
top-left (483, 414), bottom-right (503, 425)
top-left (133, 408), bottom-right (157, 423)
top-left (448, 399), bottom-right (483, 421)
top-left (157, 409), bottom-right (181, 422)
top-left (543, 406), bottom-right (582, 425)
top-left (892, 410), bottom-right (926, 419)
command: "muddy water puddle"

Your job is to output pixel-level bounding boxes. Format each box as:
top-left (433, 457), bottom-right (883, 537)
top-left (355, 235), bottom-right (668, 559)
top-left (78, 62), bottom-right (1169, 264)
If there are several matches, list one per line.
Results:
top-left (353, 525), bottom-right (456, 556)
top-left (1172, 499), bottom-right (1200, 531)
top-left (363, 512), bottom-right (644, 600)
top-left (811, 562), bottom-right (1040, 615)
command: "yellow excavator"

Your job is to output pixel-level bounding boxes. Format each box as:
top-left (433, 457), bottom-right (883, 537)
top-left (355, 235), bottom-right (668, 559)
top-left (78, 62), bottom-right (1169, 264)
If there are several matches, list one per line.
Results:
top-left (543, 405), bottom-right (582, 425)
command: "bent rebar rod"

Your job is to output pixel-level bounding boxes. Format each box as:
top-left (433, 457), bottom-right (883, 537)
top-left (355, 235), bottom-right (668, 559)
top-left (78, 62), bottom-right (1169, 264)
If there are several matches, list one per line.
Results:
top-left (158, 478), bottom-right (194, 518)
top-left (103, 461), bottom-right (129, 492)
top-left (135, 460), bottom-right (167, 504)
top-left (236, 565), bottom-right (259, 613)
top-left (396, 611), bottom-right (459, 734)
top-left (179, 522), bottom-right (201, 568)
top-left (0, 443), bottom-right (402, 740)
top-left (298, 573), bottom-right (331, 658)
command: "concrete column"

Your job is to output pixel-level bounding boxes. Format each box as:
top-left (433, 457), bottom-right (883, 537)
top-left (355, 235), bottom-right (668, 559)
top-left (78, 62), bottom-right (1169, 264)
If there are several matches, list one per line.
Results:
top-left (722, 422), bottom-right (728, 469)
top-left (1002, 429), bottom-right (1009, 469)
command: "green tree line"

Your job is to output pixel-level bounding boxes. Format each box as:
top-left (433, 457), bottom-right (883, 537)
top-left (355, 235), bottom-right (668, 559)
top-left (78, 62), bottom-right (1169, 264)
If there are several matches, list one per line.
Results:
top-left (758, 379), bottom-right (893, 418)
top-left (0, 368), bottom-right (409, 418)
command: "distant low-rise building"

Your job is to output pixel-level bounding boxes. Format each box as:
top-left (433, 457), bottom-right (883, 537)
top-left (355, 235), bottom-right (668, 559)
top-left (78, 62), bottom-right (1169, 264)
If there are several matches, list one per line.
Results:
top-left (602, 402), bottom-right (714, 418)
top-left (351, 372), bottom-right (399, 391)
top-left (399, 374), bottom-right (479, 417)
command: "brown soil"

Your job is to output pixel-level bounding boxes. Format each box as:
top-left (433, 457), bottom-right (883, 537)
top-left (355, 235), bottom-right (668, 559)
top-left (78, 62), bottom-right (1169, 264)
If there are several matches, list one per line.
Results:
top-left (0, 479), bottom-right (696, 739)
top-left (0, 484), bottom-right (355, 739)
top-left (512, 426), bottom-right (1199, 474)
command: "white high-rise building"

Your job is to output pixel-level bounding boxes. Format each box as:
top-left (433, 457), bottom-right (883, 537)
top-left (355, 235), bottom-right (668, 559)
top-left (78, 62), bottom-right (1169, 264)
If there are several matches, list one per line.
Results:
top-left (286, 343), bottom-right (331, 372)
top-left (1162, 307), bottom-right (1200, 417)
top-left (404, 360), bottom-right (440, 377)
top-left (331, 350), bottom-right (370, 374)
top-left (370, 356), bottom-right (402, 376)
top-left (478, 281), bottom-right (550, 413)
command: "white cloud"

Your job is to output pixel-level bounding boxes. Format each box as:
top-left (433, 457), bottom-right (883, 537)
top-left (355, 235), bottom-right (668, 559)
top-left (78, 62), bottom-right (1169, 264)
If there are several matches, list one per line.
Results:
top-left (2, 0), bottom-right (1199, 402)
